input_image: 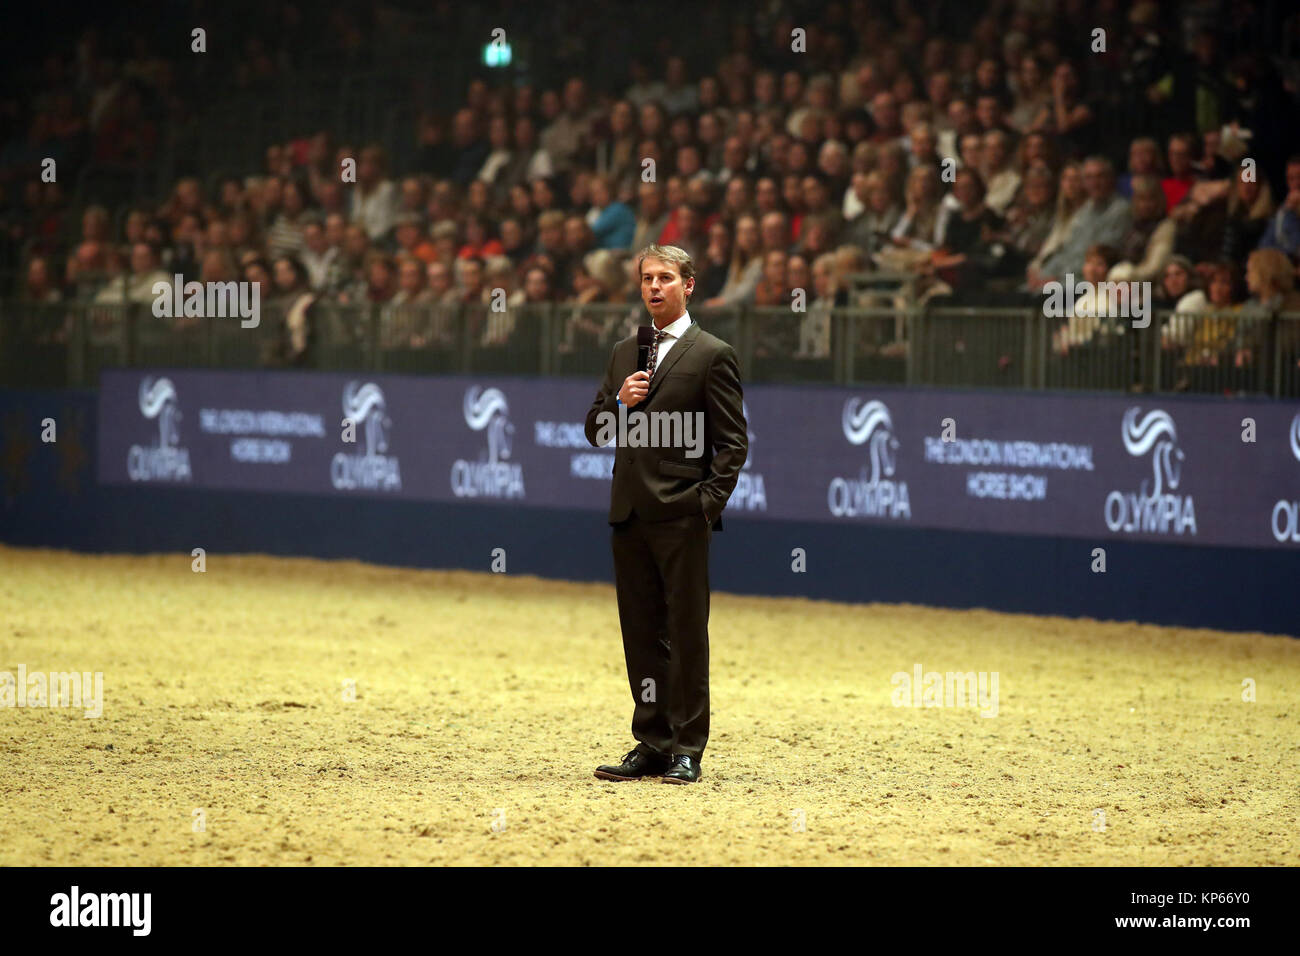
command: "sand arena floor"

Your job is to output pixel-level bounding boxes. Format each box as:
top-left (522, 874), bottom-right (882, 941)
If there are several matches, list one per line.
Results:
top-left (0, 545), bottom-right (1296, 866)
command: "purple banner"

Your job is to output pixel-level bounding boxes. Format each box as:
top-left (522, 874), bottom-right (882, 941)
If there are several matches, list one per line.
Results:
top-left (98, 368), bottom-right (1300, 549)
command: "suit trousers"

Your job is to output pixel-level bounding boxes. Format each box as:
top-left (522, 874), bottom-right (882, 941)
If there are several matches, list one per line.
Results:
top-left (611, 508), bottom-right (712, 762)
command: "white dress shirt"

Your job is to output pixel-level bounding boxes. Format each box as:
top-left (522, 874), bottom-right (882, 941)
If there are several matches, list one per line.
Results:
top-left (652, 311), bottom-right (693, 371)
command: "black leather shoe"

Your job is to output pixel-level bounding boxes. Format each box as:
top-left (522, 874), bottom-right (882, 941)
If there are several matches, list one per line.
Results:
top-left (594, 749), bottom-right (671, 781)
top-left (660, 754), bottom-right (701, 784)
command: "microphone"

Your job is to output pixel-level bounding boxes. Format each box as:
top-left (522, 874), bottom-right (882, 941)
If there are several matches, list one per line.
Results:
top-left (636, 325), bottom-right (654, 374)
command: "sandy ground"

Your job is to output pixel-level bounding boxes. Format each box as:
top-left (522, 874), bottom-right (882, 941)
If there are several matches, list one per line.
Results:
top-left (0, 544), bottom-right (1296, 866)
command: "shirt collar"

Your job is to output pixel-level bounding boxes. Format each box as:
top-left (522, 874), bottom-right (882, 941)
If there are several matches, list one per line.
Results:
top-left (659, 312), bottom-right (692, 338)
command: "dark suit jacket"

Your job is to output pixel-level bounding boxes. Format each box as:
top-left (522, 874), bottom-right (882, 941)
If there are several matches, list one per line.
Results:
top-left (584, 321), bottom-right (748, 529)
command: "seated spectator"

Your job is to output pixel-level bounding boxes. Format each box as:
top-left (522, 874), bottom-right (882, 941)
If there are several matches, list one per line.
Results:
top-left (796, 252), bottom-right (840, 358)
top-left (266, 178), bottom-right (309, 257)
top-left (1154, 255), bottom-right (1194, 308)
top-left (350, 145), bottom-right (397, 241)
top-left (363, 252), bottom-right (397, 305)
top-left (980, 129), bottom-right (1021, 215)
top-left (457, 216), bottom-right (503, 260)
top-left (880, 166), bottom-right (942, 267)
top-left (694, 221), bottom-right (732, 300)
top-left (22, 255), bottom-right (63, 303)
top-left (269, 256), bottom-right (315, 366)
top-left (1257, 155), bottom-right (1300, 259)
top-left (1000, 164), bottom-right (1056, 271)
top-left (424, 261), bottom-right (457, 305)
top-left (390, 256), bottom-right (428, 305)
top-left (1008, 55), bottom-right (1050, 133)
top-left (586, 175), bottom-right (636, 249)
top-left (1118, 137), bottom-right (1164, 199)
top-left (457, 256), bottom-right (488, 305)
top-left (477, 115), bottom-right (514, 196)
top-left (1108, 176), bottom-right (1176, 283)
top-left (1030, 60), bottom-right (1095, 158)
top-left (1161, 133), bottom-right (1201, 214)
top-left (1234, 247), bottom-right (1300, 370)
top-left (846, 171), bottom-right (902, 255)
top-left (1053, 244), bottom-right (1121, 353)
top-left (1032, 156), bottom-right (1131, 287)
top-left (704, 213), bottom-right (763, 307)
top-left (93, 241), bottom-right (168, 305)
top-left (930, 168), bottom-right (1006, 291)
top-left (753, 249), bottom-right (791, 308)
top-left (631, 181), bottom-right (669, 253)
top-left (1169, 261), bottom-right (1242, 364)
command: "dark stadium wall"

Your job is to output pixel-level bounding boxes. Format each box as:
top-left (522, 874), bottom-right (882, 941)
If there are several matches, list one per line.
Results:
top-left (4, 387), bottom-right (1298, 637)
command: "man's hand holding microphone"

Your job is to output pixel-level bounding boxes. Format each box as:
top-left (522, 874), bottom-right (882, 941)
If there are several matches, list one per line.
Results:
top-left (618, 370), bottom-right (649, 408)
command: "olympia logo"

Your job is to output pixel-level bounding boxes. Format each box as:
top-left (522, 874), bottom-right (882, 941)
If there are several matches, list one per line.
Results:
top-left (332, 382), bottom-right (401, 491)
top-left (452, 386), bottom-right (525, 499)
top-left (1104, 407), bottom-right (1196, 536)
top-left (1270, 413), bottom-right (1300, 543)
top-left (828, 398), bottom-right (910, 520)
top-left (128, 376), bottom-right (192, 482)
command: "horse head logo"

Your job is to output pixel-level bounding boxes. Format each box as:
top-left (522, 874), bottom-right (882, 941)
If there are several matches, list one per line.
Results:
top-left (464, 386), bottom-right (513, 464)
top-left (343, 382), bottom-right (389, 457)
top-left (138, 377), bottom-right (180, 448)
top-left (843, 398), bottom-right (898, 484)
top-left (1122, 407), bottom-right (1183, 498)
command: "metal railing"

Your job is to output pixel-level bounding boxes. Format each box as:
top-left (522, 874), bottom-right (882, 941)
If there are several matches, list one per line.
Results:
top-left (2, 299), bottom-right (1297, 398)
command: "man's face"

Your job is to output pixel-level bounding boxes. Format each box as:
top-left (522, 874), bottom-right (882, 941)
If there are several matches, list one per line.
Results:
top-left (1083, 161), bottom-right (1113, 201)
top-left (640, 256), bottom-right (693, 325)
top-left (1286, 161), bottom-right (1300, 194)
top-left (462, 261), bottom-right (483, 292)
top-left (427, 263), bottom-right (450, 293)
top-left (1168, 137), bottom-right (1192, 176)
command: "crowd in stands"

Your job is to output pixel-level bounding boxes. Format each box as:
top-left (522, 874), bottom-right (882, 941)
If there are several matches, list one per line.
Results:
top-left (4, 0), bottom-right (1300, 371)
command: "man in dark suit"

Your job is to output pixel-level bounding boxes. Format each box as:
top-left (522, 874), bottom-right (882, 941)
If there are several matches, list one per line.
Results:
top-left (584, 244), bottom-right (748, 784)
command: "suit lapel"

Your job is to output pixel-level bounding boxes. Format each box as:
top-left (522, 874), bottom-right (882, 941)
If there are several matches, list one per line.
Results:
top-left (645, 322), bottom-right (699, 402)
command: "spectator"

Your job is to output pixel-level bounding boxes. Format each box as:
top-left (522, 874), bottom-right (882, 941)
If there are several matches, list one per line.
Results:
top-left (885, 165), bottom-right (943, 258)
top-left (1257, 156), bottom-right (1300, 258)
top-left (1162, 132), bottom-right (1201, 213)
top-left (350, 145), bottom-right (397, 241)
top-left (796, 252), bottom-right (839, 358)
top-left (266, 178), bottom-right (309, 257)
top-left (22, 256), bottom-right (62, 303)
top-left (1000, 164), bottom-right (1056, 269)
top-left (1109, 176), bottom-right (1176, 283)
top-left (457, 216), bottom-right (503, 260)
top-left (587, 175), bottom-right (636, 249)
top-left (270, 255), bottom-right (315, 366)
top-left (981, 129), bottom-right (1021, 215)
top-left (93, 241), bottom-right (167, 305)
top-left (1033, 156), bottom-right (1132, 287)
top-left (541, 78), bottom-right (595, 171)
top-left (1032, 60), bottom-right (1095, 158)
top-left (1155, 254), bottom-right (1193, 306)
top-left (704, 213), bottom-right (763, 307)
top-left (1119, 137), bottom-right (1164, 199)
top-left (695, 221), bottom-right (732, 300)
top-left (846, 171), bottom-right (901, 254)
top-left (1169, 261), bottom-right (1242, 364)
top-left (298, 215), bottom-right (339, 292)
top-left (931, 168), bottom-right (1005, 292)
top-left (1054, 244), bottom-right (1122, 353)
